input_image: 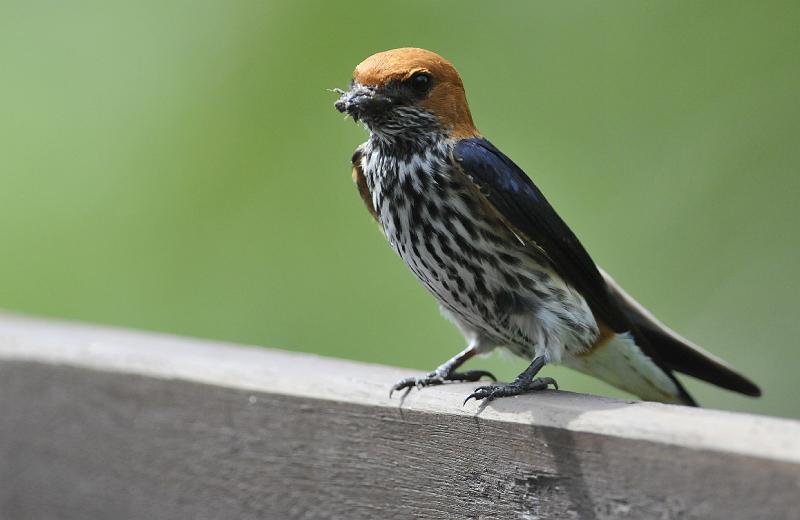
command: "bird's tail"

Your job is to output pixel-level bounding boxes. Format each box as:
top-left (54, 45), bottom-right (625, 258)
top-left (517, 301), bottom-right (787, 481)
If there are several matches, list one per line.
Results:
top-left (563, 332), bottom-right (696, 405)
top-left (601, 269), bottom-right (760, 400)
top-left (564, 269), bottom-right (761, 406)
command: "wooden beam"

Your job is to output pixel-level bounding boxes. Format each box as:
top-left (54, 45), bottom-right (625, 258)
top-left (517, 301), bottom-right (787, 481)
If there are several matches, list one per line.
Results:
top-left (0, 313), bottom-right (797, 519)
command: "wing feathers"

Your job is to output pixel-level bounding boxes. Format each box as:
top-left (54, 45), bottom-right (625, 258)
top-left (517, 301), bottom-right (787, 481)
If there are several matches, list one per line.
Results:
top-left (452, 138), bottom-right (630, 332)
top-left (452, 137), bottom-right (759, 402)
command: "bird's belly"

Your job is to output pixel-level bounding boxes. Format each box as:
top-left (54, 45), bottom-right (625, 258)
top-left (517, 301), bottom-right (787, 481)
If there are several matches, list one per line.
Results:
top-left (381, 198), bottom-right (598, 360)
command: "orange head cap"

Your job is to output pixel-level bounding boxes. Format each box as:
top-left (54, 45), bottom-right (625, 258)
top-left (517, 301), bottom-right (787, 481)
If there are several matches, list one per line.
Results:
top-left (335, 48), bottom-right (479, 139)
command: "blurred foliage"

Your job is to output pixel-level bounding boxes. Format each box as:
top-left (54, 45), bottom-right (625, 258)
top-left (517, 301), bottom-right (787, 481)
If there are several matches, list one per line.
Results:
top-left (0, 1), bottom-right (798, 417)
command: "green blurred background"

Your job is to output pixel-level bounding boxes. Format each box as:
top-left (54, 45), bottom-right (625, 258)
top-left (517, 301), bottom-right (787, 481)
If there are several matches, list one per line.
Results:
top-left (1, 1), bottom-right (797, 417)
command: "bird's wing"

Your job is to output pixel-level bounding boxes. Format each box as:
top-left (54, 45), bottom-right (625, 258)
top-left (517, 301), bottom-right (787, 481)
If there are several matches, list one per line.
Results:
top-left (600, 269), bottom-right (761, 396)
top-left (452, 137), bottom-right (758, 401)
top-left (451, 137), bottom-right (701, 404)
top-left (351, 147), bottom-right (379, 222)
top-left (451, 137), bottom-right (630, 333)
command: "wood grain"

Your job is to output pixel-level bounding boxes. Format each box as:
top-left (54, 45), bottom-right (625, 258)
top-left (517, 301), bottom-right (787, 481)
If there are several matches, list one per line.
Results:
top-left (0, 313), bottom-right (797, 519)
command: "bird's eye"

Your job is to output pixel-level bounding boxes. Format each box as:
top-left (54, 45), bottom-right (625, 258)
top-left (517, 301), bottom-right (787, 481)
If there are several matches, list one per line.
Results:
top-left (409, 72), bottom-right (432, 96)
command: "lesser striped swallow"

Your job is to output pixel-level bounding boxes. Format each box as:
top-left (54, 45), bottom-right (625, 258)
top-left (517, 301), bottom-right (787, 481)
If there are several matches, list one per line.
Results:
top-left (334, 48), bottom-right (760, 406)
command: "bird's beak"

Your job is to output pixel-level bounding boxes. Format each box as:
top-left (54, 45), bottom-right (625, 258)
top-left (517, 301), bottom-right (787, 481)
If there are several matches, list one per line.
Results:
top-left (334, 83), bottom-right (392, 122)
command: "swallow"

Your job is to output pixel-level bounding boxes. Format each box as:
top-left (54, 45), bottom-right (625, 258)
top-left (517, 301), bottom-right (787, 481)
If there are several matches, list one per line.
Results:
top-left (334, 47), bottom-right (760, 406)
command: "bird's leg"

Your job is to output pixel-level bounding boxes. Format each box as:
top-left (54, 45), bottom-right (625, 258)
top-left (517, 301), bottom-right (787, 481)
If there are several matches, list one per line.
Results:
top-left (390, 344), bottom-right (496, 397)
top-left (463, 356), bottom-right (557, 404)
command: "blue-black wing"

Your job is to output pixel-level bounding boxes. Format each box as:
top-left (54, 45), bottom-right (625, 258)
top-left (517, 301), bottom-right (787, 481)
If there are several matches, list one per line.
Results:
top-left (453, 137), bottom-right (760, 400)
top-left (452, 137), bottom-right (630, 332)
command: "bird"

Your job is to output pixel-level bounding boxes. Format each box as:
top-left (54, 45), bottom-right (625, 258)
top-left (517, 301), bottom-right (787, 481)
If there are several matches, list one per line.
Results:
top-left (334, 47), bottom-right (761, 406)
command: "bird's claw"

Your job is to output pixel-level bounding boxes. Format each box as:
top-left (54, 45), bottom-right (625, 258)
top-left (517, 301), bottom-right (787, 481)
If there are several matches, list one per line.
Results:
top-left (463, 377), bottom-right (558, 405)
top-left (390, 370), bottom-right (496, 398)
top-left (389, 373), bottom-right (443, 398)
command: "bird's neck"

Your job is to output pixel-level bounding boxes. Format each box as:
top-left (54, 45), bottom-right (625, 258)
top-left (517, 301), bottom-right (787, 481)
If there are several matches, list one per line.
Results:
top-left (367, 132), bottom-right (442, 157)
top-left (363, 106), bottom-right (451, 154)
top-left (364, 129), bottom-right (452, 168)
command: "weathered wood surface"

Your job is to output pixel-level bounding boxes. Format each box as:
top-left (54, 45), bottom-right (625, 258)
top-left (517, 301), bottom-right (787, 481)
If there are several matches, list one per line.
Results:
top-left (0, 313), bottom-right (798, 520)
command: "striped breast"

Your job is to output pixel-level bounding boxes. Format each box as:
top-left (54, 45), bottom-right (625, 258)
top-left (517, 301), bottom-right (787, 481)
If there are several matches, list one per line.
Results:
top-left (359, 137), bottom-right (599, 362)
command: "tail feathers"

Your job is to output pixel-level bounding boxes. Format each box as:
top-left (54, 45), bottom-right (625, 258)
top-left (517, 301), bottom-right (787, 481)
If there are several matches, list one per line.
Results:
top-left (564, 333), bottom-right (696, 406)
top-left (600, 269), bottom-right (761, 398)
top-left (638, 324), bottom-right (760, 397)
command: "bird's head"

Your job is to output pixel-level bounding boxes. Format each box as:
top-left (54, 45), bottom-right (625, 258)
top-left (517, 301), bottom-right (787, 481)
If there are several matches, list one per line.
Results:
top-left (335, 48), bottom-right (478, 141)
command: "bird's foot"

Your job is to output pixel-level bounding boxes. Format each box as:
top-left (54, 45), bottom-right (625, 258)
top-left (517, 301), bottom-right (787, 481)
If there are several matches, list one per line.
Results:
top-left (390, 370), bottom-right (496, 398)
top-left (463, 377), bottom-right (558, 404)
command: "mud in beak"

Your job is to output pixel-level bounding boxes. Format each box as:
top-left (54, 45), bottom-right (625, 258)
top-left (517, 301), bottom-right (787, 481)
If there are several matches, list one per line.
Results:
top-left (334, 84), bottom-right (392, 122)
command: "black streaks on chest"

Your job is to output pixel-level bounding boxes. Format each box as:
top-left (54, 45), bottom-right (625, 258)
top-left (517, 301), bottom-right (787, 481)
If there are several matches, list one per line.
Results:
top-left (368, 147), bottom-right (509, 312)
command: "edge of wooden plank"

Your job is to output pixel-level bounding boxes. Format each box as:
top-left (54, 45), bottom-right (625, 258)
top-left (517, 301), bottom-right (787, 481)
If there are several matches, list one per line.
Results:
top-left (0, 311), bottom-right (797, 464)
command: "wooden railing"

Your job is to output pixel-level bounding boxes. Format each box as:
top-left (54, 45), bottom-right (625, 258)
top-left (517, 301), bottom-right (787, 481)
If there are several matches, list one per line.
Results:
top-left (0, 313), bottom-right (797, 519)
